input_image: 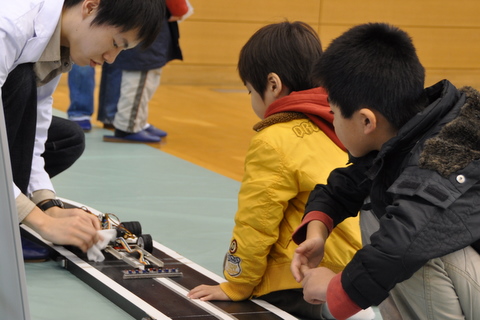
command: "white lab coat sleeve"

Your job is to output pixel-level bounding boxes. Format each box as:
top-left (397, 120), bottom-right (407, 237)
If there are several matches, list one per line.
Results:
top-left (27, 76), bottom-right (61, 196)
top-left (0, 7), bottom-right (33, 198)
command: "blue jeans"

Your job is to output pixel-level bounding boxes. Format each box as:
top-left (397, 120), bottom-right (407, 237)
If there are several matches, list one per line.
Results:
top-left (97, 63), bottom-right (122, 124)
top-left (67, 64), bottom-right (95, 119)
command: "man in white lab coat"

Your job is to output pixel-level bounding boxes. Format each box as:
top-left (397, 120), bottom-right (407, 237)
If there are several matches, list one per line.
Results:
top-left (0, 0), bottom-right (165, 255)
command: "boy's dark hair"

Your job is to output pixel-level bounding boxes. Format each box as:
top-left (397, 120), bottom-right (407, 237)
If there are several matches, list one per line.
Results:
top-left (63, 0), bottom-right (165, 48)
top-left (238, 21), bottom-right (322, 98)
top-left (313, 23), bottom-right (426, 129)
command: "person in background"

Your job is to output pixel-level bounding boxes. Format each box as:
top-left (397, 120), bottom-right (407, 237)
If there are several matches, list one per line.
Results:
top-left (291, 22), bottom-right (480, 320)
top-left (66, 64), bottom-right (95, 131)
top-left (100, 0), bottom-right (192, 143)
top-left (66, 0), bottom-right (192, 141)
top-left (188, 21), bottom-right (374, 320)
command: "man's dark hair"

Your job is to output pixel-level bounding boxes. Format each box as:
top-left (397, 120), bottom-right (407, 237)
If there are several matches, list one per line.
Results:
top-left (63, 0), bottom-right (165, 48)
top-left (313, 23), bottom-right (426, 129)
top-left (238, 21), bottom-right (323, 98)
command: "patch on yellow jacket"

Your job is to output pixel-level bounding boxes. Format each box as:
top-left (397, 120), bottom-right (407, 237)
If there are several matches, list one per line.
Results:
top-left (224, 253), bottom-right (242, 277)
top-left (292, 121), bottom-right (320, 138)
top-left (229, 239), bottom-right (238, 253)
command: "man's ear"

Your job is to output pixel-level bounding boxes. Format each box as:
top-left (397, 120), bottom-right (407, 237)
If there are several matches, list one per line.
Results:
top-left (358, 108), bottom-right (377, 135)
top-left (82, 0), bottom-right (100, 18)
top-left (266, 73), bottom-right (284, 98)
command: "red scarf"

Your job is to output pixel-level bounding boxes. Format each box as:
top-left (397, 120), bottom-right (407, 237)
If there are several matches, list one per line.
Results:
top-left (264, 87), bottom-right (346, 151)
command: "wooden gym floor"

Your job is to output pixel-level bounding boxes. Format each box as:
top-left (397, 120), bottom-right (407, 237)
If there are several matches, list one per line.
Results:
top-left (52, 75), bottom-right (257, 182)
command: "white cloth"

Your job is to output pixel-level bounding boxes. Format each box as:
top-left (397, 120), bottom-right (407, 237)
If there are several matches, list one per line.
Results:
top-left (87, 229), bottom-right (117, 262)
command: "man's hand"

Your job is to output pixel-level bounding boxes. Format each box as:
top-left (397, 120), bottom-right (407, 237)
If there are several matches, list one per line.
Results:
top-left (44, 206), bottom-right (101, 230)
top-left (301, 266), bottom-right (336, 305)
top-left (23, 206), bottom-right (101, 252)
top-left (187, 284), bottom-right (231, 301)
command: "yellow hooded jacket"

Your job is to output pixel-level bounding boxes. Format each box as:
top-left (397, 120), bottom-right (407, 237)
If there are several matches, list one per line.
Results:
top-left (220, 110), bottom-right (362, 301)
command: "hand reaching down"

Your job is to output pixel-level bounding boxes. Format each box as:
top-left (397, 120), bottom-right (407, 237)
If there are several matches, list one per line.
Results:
top-left (188, 284), bottom-right (231, 301)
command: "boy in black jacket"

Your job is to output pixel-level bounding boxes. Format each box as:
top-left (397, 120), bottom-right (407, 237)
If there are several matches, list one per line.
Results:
top-left (291, 22), bottom-right (480, 320)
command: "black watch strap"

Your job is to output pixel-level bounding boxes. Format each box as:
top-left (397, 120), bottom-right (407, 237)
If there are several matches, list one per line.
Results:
top-left (38, 199), bottom-right (64, 211)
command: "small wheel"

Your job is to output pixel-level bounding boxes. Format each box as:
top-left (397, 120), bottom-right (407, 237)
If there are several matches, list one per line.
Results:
top-left (121, 221), bottom-right (142, 236)
top-left (138, 234), bottom-right (153, 253)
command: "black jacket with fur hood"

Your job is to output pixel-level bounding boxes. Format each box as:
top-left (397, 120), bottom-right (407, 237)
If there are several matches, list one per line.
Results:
top-left (303, 80), bottom-right (480, 308)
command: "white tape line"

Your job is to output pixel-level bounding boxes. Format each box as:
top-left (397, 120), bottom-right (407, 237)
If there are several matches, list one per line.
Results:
top-left (55, 246), bottom-right (171, 320)
top-left (153, 240), bottom-right (299, 320)
top-left (154, 277), bottom-right (237, 320)
top-left (48, 200), bottom-right (300, 320)
top-left (153, 240), bottom-right (225, 282)
top-left (21, 225), bottom-right (170, 320)
top-left (252, 299), bottom-right (300, 320)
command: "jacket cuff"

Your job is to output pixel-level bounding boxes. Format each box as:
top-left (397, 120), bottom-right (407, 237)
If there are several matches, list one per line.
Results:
top-left (30, 189), bottom-right (56, 205)
top-left (219, 281), bottom-right (254, 301)
top-left (292, 211), bottom-right (333, 244)
top-left (327, 272), bottom-right (362, 320)
top-left (16, 193), bottom-right (37, 222)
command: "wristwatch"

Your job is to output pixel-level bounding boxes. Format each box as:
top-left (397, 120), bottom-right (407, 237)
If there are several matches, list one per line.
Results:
top-left (37, 199), bottom-right (65, 211)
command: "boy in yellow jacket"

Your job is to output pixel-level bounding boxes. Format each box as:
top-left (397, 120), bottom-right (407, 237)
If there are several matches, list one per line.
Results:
top-left (188, 21), bottom-right (373, 320)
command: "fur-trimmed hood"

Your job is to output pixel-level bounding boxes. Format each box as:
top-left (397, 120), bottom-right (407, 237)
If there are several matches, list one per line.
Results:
top-left (420, 86), bottom-right (480, 176)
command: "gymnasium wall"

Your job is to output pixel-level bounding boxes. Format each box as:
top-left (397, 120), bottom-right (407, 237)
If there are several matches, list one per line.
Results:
top-left (162, 0), bottom-right (480, 89)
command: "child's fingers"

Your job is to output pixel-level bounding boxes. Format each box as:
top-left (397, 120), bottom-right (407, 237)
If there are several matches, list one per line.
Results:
top-left (291, 255), bottom-right (305, 282)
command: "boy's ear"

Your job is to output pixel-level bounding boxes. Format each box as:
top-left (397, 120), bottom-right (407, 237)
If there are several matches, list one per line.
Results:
top-left (358, 108), bottom-right (377, 135)
top-left (266, 73), bottom-right (284, 98)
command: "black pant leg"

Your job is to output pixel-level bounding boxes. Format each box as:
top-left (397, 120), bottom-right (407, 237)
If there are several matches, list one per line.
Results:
top-left (2, 63), bottom-right (37, 194)
top-left (43, 116), bottom-right (85, 178)
top-left (259, 289), bottom-right (323, 319)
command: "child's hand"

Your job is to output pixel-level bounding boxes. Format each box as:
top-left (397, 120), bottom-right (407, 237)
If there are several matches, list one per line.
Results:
top-left (291, 237), bottom-right (325, 282)
top-left (301, 267), bottom-right (335, 305)
top-left (187, 284), bottom-right (231, 301)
